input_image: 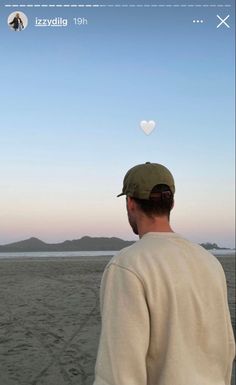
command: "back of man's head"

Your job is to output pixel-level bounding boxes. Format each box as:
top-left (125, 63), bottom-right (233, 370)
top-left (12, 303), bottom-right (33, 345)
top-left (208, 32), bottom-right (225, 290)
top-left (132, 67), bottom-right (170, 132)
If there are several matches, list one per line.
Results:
top-left (133, 183), bottom-right (174, 218)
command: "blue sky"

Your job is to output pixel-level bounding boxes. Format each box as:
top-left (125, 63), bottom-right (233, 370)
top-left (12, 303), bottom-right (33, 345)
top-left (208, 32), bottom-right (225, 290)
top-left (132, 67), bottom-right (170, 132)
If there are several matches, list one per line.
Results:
top-left (0, 1), bottom-right (235, 247)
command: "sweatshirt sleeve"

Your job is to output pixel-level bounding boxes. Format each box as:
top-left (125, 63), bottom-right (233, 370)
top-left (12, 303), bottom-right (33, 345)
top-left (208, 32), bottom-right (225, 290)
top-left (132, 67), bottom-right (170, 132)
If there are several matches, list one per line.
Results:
top-left (93, 263), bottom-right (150, 385)
top-left (218, 263), bottom-right (236, 385)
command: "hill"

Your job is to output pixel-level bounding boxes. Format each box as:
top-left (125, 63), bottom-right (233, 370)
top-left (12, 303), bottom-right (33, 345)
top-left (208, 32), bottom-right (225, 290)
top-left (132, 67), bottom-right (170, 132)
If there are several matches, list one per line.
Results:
top-left (0, 237), bottom-right (231, 253)
top-left (200, 242), bottom-right (230, 250)
top-left (0, 236), bottom-right (134, 252)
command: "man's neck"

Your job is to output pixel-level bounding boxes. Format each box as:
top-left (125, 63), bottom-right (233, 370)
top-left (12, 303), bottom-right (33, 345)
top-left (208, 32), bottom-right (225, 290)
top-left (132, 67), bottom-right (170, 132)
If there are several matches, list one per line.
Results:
top-left (137, 216), bottom-right (174, 238)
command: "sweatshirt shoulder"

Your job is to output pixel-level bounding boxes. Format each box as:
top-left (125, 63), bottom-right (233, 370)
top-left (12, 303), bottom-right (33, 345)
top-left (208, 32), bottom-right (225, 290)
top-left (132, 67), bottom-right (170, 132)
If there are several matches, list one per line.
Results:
top-left (188, 241), bottom-right (224, 267)
top-left (105, 241), bottom-right (143, 270)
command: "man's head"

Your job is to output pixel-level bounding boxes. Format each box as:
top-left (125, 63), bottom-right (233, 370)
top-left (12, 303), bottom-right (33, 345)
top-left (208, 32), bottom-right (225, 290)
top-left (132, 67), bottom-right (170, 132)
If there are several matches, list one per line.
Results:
top-left (117, 162), bottom-right (175, 235)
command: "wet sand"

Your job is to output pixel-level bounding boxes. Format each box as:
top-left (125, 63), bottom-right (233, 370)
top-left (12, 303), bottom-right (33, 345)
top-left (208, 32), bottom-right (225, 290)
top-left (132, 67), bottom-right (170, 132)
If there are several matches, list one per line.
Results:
top-left (0, 254), bottom-right (235, 385)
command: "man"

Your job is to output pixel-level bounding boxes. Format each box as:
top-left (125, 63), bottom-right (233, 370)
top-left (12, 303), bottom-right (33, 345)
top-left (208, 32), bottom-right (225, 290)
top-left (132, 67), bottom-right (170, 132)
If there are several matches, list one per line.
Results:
top-left (93, 162), bottom-right (235, 385)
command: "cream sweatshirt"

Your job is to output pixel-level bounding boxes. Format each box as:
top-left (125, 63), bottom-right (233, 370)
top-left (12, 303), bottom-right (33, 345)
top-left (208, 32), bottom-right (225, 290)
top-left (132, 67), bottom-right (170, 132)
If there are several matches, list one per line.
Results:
top-left (93, 232), bottom-right (235, 385)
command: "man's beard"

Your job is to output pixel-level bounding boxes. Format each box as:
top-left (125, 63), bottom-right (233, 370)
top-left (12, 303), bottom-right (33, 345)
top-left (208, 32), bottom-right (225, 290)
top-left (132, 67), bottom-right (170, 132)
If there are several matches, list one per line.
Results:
top-left (127, 210), bottom-right (139, 235)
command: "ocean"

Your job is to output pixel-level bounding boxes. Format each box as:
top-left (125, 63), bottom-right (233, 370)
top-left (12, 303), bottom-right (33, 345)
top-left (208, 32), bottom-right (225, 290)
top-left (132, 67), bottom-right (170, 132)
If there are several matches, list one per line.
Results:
top-left (0, 249), bottom-right (235, 259)
top-left (0, 250), bottom-right (117, 259)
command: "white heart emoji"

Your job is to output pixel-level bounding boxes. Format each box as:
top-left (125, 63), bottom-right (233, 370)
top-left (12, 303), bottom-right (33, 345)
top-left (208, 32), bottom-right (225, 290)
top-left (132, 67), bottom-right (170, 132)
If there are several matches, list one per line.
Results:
top-left (140, 120), bottom-right (156, 135)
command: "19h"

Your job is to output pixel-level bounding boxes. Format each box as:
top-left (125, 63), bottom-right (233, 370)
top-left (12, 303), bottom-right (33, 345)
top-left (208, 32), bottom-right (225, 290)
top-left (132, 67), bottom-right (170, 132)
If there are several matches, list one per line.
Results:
top-left (73, 17), bottom-right (88, 25)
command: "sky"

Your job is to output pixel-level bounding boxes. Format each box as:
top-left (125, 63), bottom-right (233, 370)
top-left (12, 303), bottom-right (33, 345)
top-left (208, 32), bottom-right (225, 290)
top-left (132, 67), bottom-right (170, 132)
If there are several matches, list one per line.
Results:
top-left (0, 0), bottom-right (235, 248)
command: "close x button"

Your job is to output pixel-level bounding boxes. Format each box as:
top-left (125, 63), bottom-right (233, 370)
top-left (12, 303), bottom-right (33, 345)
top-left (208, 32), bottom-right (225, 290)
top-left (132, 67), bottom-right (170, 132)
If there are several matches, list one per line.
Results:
top-left (216, 14), bottom-right (230, 29)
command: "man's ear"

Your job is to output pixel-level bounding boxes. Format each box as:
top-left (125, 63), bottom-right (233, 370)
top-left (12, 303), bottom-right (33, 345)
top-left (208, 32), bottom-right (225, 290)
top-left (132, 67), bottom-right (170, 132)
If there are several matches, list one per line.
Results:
top-left (127, 196), bottom-right (136, 211)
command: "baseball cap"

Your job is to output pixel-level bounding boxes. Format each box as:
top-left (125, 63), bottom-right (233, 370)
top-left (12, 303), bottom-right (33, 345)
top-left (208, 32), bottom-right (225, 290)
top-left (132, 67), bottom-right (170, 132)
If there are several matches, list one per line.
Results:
top-left (117, 162), bottom-right (175, 199)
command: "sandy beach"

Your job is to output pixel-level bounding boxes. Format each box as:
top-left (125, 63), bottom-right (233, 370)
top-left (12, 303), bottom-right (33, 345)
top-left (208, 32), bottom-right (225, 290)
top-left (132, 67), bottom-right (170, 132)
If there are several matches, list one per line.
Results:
top-left (0, 254), bottom-right (235, 385)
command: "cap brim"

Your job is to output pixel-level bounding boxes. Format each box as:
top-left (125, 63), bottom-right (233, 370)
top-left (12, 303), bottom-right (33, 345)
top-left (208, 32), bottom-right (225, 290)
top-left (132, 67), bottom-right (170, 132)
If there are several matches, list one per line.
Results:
top-left (117, 192), bottom-right (125, 197)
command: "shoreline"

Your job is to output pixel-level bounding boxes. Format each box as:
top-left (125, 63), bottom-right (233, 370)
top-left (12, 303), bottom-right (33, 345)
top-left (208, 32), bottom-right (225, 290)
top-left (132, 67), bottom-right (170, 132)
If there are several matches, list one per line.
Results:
top-left (0, 252), bottom-right (234, 263)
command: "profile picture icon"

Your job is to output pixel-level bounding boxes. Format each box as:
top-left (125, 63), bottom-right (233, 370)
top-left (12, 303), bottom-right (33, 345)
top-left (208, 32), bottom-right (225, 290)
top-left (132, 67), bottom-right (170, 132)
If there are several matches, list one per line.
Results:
top-left (8, 12), bottom-right (28, 31)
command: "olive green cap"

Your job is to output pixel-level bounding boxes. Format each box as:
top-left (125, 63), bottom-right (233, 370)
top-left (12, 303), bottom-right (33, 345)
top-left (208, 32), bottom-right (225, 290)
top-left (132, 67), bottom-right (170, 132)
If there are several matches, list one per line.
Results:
top-left (117, 162), bottom-right (175, 199)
